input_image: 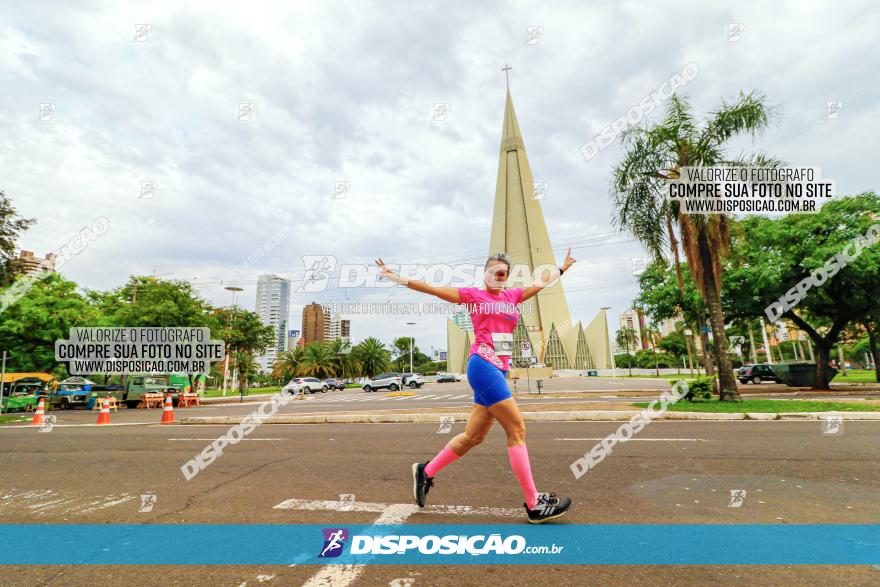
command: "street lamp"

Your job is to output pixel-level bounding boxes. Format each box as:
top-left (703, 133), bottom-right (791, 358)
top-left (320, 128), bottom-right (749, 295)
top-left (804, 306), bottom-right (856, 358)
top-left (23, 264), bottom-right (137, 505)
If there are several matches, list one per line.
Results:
top-left (600, 307), bottom-right (616, 378)
top-left (406, 322), bottom-right (416, 374)
top-left (225, 286), bottom-right (244, 398)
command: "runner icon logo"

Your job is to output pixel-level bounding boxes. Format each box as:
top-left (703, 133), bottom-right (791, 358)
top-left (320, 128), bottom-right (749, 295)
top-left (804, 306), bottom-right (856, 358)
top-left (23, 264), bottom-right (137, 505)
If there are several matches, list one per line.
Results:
top-left (319, 528), bottom-right (349, 558)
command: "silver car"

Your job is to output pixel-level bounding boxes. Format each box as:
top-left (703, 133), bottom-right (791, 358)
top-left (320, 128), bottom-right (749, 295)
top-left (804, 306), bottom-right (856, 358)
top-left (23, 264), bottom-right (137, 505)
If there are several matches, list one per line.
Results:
top-left (362, 373), bottom-right (403, 392)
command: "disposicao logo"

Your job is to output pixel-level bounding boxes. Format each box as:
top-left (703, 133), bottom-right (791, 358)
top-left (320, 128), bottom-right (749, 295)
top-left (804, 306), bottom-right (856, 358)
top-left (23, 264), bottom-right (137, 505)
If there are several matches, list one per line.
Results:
top-left (318, 528), bottom-right (348, 558)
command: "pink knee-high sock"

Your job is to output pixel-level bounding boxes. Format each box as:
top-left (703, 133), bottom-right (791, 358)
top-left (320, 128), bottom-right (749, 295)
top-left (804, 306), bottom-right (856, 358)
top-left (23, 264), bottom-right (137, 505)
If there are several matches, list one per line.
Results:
top-left (424, 444), bottom-right (461, 477)
top-left (507, 444), bottom-right (539, 509)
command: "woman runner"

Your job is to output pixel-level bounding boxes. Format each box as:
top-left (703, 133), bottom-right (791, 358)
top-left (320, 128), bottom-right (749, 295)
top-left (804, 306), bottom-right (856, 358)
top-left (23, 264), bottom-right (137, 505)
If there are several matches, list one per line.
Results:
top-left (374, 250), bottom-right (576, 523)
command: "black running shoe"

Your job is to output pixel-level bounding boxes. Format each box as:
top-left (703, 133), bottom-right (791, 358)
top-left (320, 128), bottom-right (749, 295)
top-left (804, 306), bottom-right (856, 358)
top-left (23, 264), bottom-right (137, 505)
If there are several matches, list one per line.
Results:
top-left (524, 492), bottom-right (571, 524)
top-left (412, 461), bottom-right (434, 508)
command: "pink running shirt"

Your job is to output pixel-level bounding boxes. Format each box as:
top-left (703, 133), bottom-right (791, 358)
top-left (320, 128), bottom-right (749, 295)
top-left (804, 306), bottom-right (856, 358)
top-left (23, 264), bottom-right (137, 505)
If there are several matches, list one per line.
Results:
top-left (458, 287), bottom-right (524, 371)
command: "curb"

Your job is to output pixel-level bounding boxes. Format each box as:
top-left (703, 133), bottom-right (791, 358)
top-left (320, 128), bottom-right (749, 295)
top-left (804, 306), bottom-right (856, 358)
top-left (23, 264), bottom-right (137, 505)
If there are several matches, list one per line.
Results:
top-left (179, 410), bottom-right (880, 425)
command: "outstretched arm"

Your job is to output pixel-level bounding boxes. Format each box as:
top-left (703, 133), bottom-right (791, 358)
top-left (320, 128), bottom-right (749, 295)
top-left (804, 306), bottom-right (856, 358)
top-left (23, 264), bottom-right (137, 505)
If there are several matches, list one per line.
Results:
top-left (521, 247), bottom-right (576, 302)
top-left (374, 258), bottom-right (460, 304)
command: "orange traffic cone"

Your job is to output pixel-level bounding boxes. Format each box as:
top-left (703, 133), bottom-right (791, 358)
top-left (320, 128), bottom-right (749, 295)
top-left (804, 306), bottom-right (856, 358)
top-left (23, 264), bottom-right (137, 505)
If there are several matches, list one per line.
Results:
top-left (31, 398), bottom-right (46, 425)
top-left (96, 397), bottom-right (111, 425)
top-left (160, 395), bottom-right (174, 424)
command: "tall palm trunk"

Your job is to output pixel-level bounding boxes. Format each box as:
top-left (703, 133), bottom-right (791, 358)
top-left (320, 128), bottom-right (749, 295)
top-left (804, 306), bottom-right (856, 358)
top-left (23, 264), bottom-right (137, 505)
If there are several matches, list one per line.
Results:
top-left (666, 210), bottom-right (715, 377)
top-left (696, 231), bottom-right (740, 401)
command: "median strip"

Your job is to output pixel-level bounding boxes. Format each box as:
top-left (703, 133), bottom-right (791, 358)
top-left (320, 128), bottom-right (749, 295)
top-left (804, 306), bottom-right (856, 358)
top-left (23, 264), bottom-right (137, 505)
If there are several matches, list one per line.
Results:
top-left (179, 410), bottom-right (880, 425)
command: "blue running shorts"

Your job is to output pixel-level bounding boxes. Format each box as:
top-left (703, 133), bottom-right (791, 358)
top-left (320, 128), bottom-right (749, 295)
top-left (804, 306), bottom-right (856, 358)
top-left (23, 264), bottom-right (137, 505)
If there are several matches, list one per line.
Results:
top-left (467, 353), bottom-right (513, 407)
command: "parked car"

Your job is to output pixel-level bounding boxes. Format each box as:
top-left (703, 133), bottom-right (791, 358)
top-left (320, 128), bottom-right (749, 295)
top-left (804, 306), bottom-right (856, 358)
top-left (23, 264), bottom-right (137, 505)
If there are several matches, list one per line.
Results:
top-left (322, 378), bottom-right (345, 391)
top-left (362, 373), bottom-right (403, 392)
top-left (401, 373), bottom-right (424, 389)
top-left (283, 377), bottom-right (328, 394)
top-left (738, 364), bottom-right (783, 384)
top-left (436, 373), bottom-right (461, 383)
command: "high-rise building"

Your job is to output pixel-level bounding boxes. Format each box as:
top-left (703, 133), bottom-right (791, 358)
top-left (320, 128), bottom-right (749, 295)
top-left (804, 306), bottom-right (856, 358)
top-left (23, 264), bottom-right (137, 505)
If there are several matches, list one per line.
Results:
top-left (254, 274), bottom-right (290, 372)
top-left (446, 88), bottom-right (612, 374)
top-left (618, 309), bottom-right (647, 352)
top-left (287, 329), bottom-right (302, 351)
top-left (302, 302), bottom-right (325, 345)
top-left (451, 308), bottom-right (473, 332)
top-left (323, 308), bottom-right (351, 343)
top-left (14, 250), bottom-right (57, 275)
top-left (656, 317), bottom-right (680, 338)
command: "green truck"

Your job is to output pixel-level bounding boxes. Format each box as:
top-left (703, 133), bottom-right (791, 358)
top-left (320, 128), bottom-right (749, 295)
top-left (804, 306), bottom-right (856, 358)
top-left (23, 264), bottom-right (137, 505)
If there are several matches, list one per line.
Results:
top-left (116, 374), bottom-right (204, 409)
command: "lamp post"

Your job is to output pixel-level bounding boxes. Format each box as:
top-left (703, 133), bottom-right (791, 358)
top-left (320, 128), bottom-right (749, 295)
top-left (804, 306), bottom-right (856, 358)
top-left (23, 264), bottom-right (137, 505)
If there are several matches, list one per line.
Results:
top-left (225, 286), bottom-right (244, 398)
top-left (405, 322), bottom-right (416, 374)
top-left (600, 307), bottom-right (616, 378)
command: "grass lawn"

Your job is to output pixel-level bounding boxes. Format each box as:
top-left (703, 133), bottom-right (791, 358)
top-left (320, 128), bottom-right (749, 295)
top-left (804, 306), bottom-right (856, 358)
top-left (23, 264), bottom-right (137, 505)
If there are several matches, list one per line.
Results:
top-left (831, 369), bottom-right (877, 383)
top-left (0, 415), bottom-right (31, 424)
top-left (632, 398), bottom-right (880, 412)
top-left (616, 373), bottom-right (705, 380)
top-left (202, 387), bottom-right (281, 398)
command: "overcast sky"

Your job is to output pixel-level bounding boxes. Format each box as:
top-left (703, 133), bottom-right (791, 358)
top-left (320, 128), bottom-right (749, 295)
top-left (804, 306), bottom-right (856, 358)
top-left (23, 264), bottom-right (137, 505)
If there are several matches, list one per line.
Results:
top-left (3, 0), bottom-right (877, 353)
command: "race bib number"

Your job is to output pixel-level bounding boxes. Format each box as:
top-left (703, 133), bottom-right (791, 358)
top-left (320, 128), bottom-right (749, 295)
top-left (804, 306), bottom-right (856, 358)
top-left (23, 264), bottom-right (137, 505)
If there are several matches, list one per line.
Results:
top-left (492, 333), bottom-right (514, 356)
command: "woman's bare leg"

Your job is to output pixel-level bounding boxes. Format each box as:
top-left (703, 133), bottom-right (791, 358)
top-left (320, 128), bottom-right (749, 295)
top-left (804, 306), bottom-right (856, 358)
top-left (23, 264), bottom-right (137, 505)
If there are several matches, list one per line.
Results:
top-left (488, 397), bottom-right (537, 508)
top-left (487, 397), bottom-right (526, 446)
top-left (448, 403), bottom-right (495, 456)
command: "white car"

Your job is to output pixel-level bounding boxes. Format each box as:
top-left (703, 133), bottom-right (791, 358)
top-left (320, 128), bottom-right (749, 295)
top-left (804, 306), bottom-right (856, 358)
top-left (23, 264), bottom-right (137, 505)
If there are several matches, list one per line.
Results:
top-left (401, 373), bottom-right (424, 389)
top-left (362, 373), bottom-right (403, 392)
top-left (283, 377), bottom-right (328, 394)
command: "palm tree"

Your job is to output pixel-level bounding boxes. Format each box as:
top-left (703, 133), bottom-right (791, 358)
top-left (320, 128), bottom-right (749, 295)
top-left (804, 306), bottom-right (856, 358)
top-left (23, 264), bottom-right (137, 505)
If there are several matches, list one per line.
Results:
top-left (272, 347), bottom-right (304, 382)
top-left (297, 342), bottom-right (337, 379)
top-left (616, 327), bottom-right (638, 376)
top-left (611, 91), bottom-right (781, 401)
top-left (352, 337), bottom-right (392, 379)
top-left (234, 352), bottom-right (259, 392)
top-left (326, 337), bottom-right (361, 380)
top-left (644, 325), bottom-right (661, 376)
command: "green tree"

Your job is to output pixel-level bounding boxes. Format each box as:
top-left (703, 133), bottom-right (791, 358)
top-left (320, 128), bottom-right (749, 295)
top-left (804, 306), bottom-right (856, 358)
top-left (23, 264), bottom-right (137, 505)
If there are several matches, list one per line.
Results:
top-left (723, 193), bottom-right (880, 389)
top-left (296, 342), bottom-right (337, 379)
top-left (615, 327), bottom-right (638, 375)
top-left (392, 336), bottom-right (429, 371)
top-left (611, 92), bottom-right (780, 400)
top-left (0, 191), bottom-right (36, 287)
top-left (327, 337), bottom-right (361, 379)
top-left (0, 274), bottom-right (97, 374)
top-left (271, 347), bottom-right (305, 382)
top-left (352, 337), bottom-right (391, 378)
top-left (99, 277), bottom-right (218, 392)
top-left (658, 331), bottom-right (687, 359)
top-left (211, 306), bottom-right (274, 392)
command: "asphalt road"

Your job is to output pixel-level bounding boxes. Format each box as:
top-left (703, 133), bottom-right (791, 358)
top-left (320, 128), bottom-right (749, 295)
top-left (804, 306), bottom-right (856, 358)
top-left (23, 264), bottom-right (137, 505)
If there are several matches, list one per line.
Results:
top-left (1, 416), bottom-right (878, 586)
top-left (17, 379), bottom-right (879, 426)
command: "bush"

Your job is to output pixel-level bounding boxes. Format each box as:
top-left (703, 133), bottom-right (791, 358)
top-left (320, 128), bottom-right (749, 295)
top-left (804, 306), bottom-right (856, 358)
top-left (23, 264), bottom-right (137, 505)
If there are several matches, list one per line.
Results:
top-left (673, 376), bottom-right (713, 402)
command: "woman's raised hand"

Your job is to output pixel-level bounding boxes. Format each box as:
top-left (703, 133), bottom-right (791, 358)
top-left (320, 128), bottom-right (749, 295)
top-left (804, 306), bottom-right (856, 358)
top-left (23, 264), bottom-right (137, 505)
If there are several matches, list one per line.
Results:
top-left (374, 258), bottom-right (406, 285)
top-left (560, 247), bottom-right (576, 272)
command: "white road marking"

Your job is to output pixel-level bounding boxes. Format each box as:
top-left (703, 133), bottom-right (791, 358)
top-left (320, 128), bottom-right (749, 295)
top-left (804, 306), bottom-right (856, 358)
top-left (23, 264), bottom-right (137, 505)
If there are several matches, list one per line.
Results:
top-left (0, 489), bottom-right (137, 516)
top-left (302, 503), bottom-right (419, 587)
top-left (167, 438), bottom-right (283, 441)
top-left (287, 496), bottom-right (521, 586)
top-left (0, 422), bottom-right (159, 429)
top-left (554, 437), bottom-right (709, 442)
top-left (273, 498), bottom-right (522, 518)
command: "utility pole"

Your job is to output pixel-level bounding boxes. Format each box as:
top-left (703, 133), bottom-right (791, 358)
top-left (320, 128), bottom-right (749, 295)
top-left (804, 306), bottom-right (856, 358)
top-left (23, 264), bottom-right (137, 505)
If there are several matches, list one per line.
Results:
top-left (225, 286), bottom-right (244, 397)
top-left (406, 322), bottom-right (416, 374)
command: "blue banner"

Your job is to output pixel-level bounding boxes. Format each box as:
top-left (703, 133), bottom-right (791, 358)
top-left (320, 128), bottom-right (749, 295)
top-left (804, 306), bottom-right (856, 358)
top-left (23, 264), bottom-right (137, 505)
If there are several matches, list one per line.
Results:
top-left (0, 524), bottom-right (877, 565)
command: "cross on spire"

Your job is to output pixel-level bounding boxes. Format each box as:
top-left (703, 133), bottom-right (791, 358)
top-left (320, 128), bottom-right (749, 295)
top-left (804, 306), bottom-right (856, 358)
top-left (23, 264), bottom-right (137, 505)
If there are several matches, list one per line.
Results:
top-left (502, 63), bottom-right (512, 89)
